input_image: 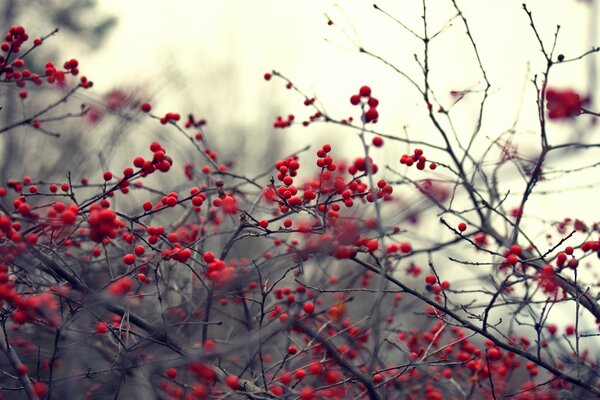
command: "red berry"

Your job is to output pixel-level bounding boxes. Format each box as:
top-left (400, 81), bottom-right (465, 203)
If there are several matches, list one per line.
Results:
top-left (359, 85), bottom-right (372, 97)
top-left (506, 254), bottom-right (519, 265)
top-left (95, 322), bottom-right (108, 334)
top-left (565, 246), bottom-right (574, 255)
top-left (399, 242), bottom-right (412, 253)
top-left (365, 107), bottom-right (378, 122)
top-left (123, 253), bottom-right (135, 265)
top-left (303, 302), bottom-right (315, 314)
top-left (565, 325), bottom-right (575, 335)
top-left (32, 382), bottom-right (48, 397)
top-left (134, 245), bottom-right (145, 256)
top-left (166, 368), bottom-right (177, 379)
top-left (372, 136), bottom-right (384, 147)
top-left (366, 239), bottom-right (378, 252)
top-left (487, 347), bottom-right (501, 360)
top-left (458, 222), bottom-right (467, 232)
top-left (203, 252), bottom-right (215, 263)
top-left (225, 375), bottom-right (240, 390)
top-left (143, 201), bottom-right (153, 212)
top-left (141, 102), bottom-right (152, 112)
top-left (16, 363), bottom-right (28, 375)
top-left (299, 387), bottom-right (315, 400)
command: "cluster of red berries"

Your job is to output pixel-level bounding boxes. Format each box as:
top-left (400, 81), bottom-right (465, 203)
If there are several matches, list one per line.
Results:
top-left (0, 26), bottom-right (29, 52)
top-left (369, 179), bottom-right (394, 202)
top-left (555, 246), bottom-right (579, 269)
top-left (87, 200), bottom-right (125, 244)
top-left (349, 85), bottom-right (379, 123)
top-left (300, 97), bottom-right (323, 126)
top-left (424, 273), bottom-right (451, 294)
top-left (107, 277), bottom-right (133, 296)
top-left (348, 156), bottom-right (378, 175)
top-left (2, 34), bottom-right (91, 98)
top-left (580, 240), bottom-right (600, 252)
top-left (46, 60), bottom-right (91, 88)
top-left (52, 201), bottom-right (80, 228)
top-left (62, 58), bottom-right (79, 75)
top-left (0, 26), bottom-right (92, 102)
top-left (545, 88), bottom-right (586, 119)
top-left (185, 113), bottom-right (207, 129)
top-left (9, 291), bottom-right (60, 328)
top-left (0, 213), bottom-right (21, 245)
top-left (315, 144), bottom-right (336, 171)
top-left (203, 251), bottom-right (236, 286)
top-left (269, 155), bottom-right (303, 210)
top-left (500, 244), bottom-right (522, 270)
top-left (159, 112), bottom-right (181, 124)
top-left (132, 141), bottom-right (173, 176)
top-left (301, 110), bottom-right (322, 127)
top-left (162, 245), bottom-right (192, 264)
top-left (538, 263), bottom-right (560, 294)
top-left (213, 195), bottom-right (238, 214)
top-left (4, 58), bottom-right (43, 88)
top-left (276, 155), bottom-right (300, 182)
top-left (386, 241), bottom-right (412, 254)
top-left (337, 178), bottom-right (367, 208)
top-left (400, 148), bottom-right (436, 170)
top-left (273, 113), bottom-right (295, 128)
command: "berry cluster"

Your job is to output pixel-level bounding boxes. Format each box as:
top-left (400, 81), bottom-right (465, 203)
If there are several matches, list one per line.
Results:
top-left (349, 85), bottom-right (379, 123)
top-left (545, 88), bottom-right (586, 119)
top-left (400, 148), bottom-right (436, 170)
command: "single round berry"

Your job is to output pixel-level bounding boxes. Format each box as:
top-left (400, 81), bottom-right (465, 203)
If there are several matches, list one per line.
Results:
top-left (123, 253), bottom-right (135, 265)
top-left (95, 322), bottom-right (108, 334)
top-left (359, 85), bottom-right (372, 97)
top-left (303, 302), bottom-right (315, 314)
top-left (225, 375), bottom-right (240, 390)
top-left (140, 102), bottom-right (152, 112)
top-left (365, 107), bottom-right (378, 122)
top-left (166, 368), bottom-right (177, 379)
